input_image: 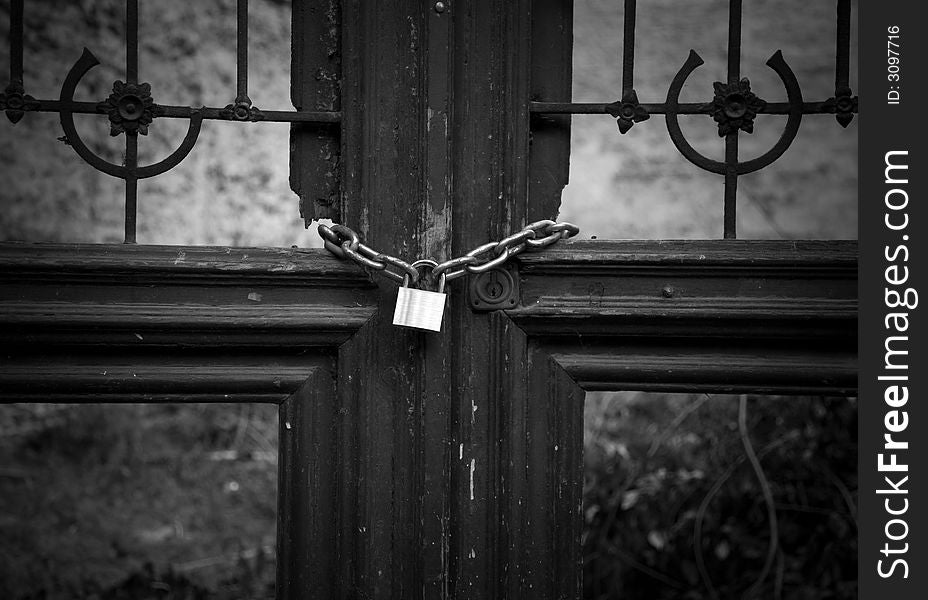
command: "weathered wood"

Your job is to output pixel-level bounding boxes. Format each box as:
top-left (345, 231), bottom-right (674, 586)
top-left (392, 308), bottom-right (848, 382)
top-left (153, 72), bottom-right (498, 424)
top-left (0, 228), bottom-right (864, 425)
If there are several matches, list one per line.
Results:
top-left (0, 242), bottom-right (373, 281)
top-left (547, 342), bottom-right (856, 394)
top-left (0, 1), bottom-right (860, 598)
top-left (512, 239), bottom-right (858, 339)
top-left (511, 240), bottom-right (857, 394)
top-left (0, 243), bottom-right (376, 403)
top-left (0, 353), bottom-right (328, 403)
top-left (277, 359), bottom-right (339, 597)
top-left (450, 1), bottom-right (584, 597)
top-left (289, 0), bottom-right (585, 597)
top-left (529, 0), bottom-right (574, 215)
top-left (327, 1), bottom-right (447, 597)
top-left (291, 0), bottom-right (341, 222)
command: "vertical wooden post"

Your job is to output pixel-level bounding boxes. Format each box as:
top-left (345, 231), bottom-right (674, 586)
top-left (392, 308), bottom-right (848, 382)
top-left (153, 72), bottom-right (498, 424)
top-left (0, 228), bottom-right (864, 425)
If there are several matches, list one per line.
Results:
top-left (287, 1), bottom-right (580, 597)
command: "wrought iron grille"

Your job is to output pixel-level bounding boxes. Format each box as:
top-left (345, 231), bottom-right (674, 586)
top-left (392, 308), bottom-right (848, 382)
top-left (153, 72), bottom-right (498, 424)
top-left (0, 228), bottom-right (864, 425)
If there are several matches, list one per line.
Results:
top-left (0, 0), bottom-right (340, 244)
top-left (531, 0), bottom-right (857, 239)
top-left (2, 0), bottom-right (856, 243)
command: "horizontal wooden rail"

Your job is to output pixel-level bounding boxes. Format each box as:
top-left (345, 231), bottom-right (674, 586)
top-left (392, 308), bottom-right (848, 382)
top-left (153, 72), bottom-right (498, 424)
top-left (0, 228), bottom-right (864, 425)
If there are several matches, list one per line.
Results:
top-left (0, 243), bottom-right (377, 403)
top-left (511, 240), bottom-right (858, 395)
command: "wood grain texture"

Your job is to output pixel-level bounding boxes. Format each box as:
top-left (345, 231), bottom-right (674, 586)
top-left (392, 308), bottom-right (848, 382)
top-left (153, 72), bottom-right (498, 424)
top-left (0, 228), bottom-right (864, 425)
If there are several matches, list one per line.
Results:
top-left (449, 1), bottom-right (584, 597)
top-left (291, 0), bottom-right (342, 222)
top-left (0, 243), bottom-right (376, 403)
top-left (328, 1), bottom-right (446, 597)
top-left (512, 240), bottom-right (857, 394)
top-left (277, 360), bottom-right (339, 597)
top-left (285, 0), bottom-right (586, 597)
top-left (0, 353), bottom-right (330, 403)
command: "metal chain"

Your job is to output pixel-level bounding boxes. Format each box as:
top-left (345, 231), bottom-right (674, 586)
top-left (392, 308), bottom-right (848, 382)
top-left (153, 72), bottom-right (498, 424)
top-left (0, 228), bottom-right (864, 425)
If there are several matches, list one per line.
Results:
top-left (318, 220), bottom-right (579, 287)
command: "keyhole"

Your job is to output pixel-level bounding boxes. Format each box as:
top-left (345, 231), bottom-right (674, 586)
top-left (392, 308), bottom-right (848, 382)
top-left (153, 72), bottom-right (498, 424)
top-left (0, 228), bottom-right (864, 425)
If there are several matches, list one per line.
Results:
top-left (486, 271), bottom-right (503, 299)
top-left (471, 268), bottom-right (515, 309)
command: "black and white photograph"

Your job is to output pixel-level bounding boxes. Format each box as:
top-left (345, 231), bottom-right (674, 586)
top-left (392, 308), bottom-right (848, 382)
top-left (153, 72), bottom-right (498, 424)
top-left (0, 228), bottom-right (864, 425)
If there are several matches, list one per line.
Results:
top-left (0, 0), bottom-right (919, 598)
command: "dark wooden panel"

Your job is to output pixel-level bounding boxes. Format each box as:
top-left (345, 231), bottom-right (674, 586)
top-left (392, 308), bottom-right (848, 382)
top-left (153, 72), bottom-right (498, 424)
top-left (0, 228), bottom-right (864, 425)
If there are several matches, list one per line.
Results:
top-left (529, 0), bottom-right (573, 214)
top-left (450, 2), bottom-right (583, 598)
top-left (0, 352), bottom-right (331, 403)
top-left (277, 359), bottom-right (339, 597)
top-left (0, 242), bottom-right (373, 281)
top-left (0, 243), bottom-right (376, 347)
top-left (291, 0), bottom-right (342, 222)
top-left (511, 240), bottom-right (858, 394)
top-left (512, 240), bottom-right (857, 338)
top-left (0, 243), bottom-right (376, 403)
top-left (548, 341), bottom-right (857, 394)
top-left (288, 0), bottom-right (586, 597)
top-left (331, 1), bottom-right (446, 597)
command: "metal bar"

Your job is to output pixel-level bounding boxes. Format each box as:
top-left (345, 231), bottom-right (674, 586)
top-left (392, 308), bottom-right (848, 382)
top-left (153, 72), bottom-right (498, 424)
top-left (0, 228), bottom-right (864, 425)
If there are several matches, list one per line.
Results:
top-left (25, 99), bottom-right (341, 122)
top-left (530, 100), bottom-right (853, 116)
top-left (621, 0), bottom-right (636, 94)
top-left (835, 0), bottom-right (851, 92)
top-left (125, 134), bottom-right (138, 243)
top-left (126, 0), bottom-right (139, 83)
top-left (727, 0), bottom-right (742, 84)
top-left (9, 0), bottom-right (23, 86)
top-left (723, 0), bottom-right (743, 238)
top-left (237, 0), bottom-right (249, 102)
top-left (723, 134), bottom-right (738, 239)
top-left (123, 0), bottom-right (139, 243)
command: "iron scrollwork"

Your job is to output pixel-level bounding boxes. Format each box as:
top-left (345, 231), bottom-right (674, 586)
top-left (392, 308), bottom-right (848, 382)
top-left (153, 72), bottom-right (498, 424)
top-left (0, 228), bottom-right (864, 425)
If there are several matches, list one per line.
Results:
top-left (1, 0), bottom-right (340, 243)
top-left (529, 0), bottom-right (858, 239)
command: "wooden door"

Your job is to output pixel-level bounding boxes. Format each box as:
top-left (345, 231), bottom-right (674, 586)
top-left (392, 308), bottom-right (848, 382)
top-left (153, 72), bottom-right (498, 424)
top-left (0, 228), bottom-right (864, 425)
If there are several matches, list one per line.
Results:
top-left (0, 0), bottom-right (857, 597)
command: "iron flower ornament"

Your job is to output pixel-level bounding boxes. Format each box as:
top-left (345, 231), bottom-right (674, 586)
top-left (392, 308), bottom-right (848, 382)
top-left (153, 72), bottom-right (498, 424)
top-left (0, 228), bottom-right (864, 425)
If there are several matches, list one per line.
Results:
top-left (605, 89), bottom-right (650, 134)
top-left (100, 80), bottom-right (157, 136)
top-left (823, 86), bottom-right (858, 128)
top-left (710, 78), bottom-right (766, 136)
top-left (220, 94), bottom-right (264, 122)
top-left (0, 81), bottom-right (40, 124)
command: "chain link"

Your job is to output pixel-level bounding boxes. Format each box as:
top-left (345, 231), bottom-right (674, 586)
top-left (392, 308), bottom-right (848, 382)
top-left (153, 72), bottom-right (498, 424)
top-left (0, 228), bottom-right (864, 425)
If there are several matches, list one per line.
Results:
top-left (317, 219), bottom-right (579, 287)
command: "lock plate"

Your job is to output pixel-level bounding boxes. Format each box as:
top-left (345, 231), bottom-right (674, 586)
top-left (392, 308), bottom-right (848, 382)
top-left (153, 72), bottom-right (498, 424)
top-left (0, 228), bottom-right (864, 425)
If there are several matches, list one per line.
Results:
top-left (469, 267), bottom-right (519, 311)
top-left (393, 286), bottom-right (447, 331)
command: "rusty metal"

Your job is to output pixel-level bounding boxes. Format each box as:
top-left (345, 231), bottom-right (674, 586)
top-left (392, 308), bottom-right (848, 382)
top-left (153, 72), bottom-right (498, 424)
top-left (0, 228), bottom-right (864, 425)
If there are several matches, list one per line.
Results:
top-left (1, 0), bottom-right (340, 244)
top-left (530, 0), bottom-right (857, 239)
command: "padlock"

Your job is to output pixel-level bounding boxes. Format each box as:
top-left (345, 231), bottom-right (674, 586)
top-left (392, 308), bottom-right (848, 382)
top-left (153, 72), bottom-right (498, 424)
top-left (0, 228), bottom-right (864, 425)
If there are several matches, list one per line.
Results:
top-left (393, 269), bottom-right (447, 332)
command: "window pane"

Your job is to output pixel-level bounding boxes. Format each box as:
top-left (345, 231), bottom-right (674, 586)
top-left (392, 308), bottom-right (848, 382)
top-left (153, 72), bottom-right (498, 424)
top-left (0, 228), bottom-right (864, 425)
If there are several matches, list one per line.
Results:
top-left (583, 392), bottom-right (857, 599)
top-left (0, 403), bottom-right (278, 599)
top-left (0, 1), bottom-right (307, 247)
top-left (563, 0), bottom-right (858, 240)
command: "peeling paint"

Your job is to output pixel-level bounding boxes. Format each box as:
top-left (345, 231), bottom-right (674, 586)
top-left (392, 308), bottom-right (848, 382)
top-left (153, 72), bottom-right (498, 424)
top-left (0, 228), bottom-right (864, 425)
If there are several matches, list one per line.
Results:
top-left (269, 263), bottom-right (297, 272)
top-left (459, 443), bottom-right (463, 460)
top-left (173, 250), bottom-right (186, 265)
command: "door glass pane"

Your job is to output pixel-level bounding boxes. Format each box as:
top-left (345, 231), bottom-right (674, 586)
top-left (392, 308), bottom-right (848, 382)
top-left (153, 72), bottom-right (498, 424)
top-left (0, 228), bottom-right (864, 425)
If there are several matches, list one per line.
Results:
top-left (583, 392), bottom-right (857, 599)
top-left (562, 0), bottom-right (858, 240)
top-left (0, 403), bottom-right (278, 599)
top-left (0, 2), bottom-right (304, 246)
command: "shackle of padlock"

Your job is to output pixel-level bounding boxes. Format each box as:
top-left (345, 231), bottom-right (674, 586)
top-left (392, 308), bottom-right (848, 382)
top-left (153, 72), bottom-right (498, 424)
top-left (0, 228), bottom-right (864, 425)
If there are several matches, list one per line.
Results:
top-left (406, 259), bottom-right (447, 294)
